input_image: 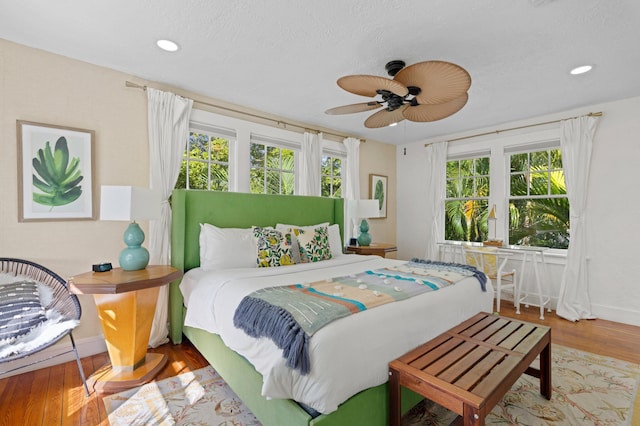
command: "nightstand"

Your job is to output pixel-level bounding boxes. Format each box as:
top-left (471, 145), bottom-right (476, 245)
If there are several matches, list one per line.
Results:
top-left (68, 265), bottom-right (182, 394)
top-left (345, 243), bottom-right (398, 258)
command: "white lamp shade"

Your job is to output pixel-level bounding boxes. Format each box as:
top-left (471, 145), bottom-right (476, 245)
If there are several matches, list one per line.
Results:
top-left (100, 186), bottom-right (161, 221)
top-left (357, 199), bottom-right (380, 219)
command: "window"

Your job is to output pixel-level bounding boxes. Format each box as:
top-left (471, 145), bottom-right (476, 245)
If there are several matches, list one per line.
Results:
top-left (508, 148), bottom-right (568, 249)
top-left (321, 155), bottom-right (342, 198)
top-left (250, 139), bottom-right (295, 195)
top-left (444, 156), bottom-right (490, 242)
top-left (176, 129), bottom-right (230, 191)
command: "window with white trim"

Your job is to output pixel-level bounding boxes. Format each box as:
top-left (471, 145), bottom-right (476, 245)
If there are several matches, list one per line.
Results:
top-left (250, 136), bottom-right (296, 195)
top-left (443, 134), bottom-right (570, 250)
top-left (176, 125), bottom-right (232, 191)
top-left (444, 155), bottom-right (490, 242)
top-left (321, 155), bottom-right (342, 198)
top-left (508, 147), bottom-right (568, 249)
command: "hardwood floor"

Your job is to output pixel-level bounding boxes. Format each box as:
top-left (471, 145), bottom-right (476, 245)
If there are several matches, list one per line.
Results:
top-left (0, 340), bottom-right (208, 426)
top-left (0, 303), bottom-right (638, 425)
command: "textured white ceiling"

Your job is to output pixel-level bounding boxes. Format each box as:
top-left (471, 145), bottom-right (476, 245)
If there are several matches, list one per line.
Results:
top-left (1, 0), bottom-right (639, 145)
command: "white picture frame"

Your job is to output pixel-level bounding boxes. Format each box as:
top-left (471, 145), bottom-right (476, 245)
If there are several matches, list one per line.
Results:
top-left (17, 120), bottom-right (96, 222)
top-left (369, 174), bottom-right (387, 219)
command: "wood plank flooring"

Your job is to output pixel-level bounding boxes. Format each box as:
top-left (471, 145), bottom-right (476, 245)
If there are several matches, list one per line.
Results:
top-left (0, 341), bottom-right (208, 426)
top-left (0, 303), bottom-right (638, 425)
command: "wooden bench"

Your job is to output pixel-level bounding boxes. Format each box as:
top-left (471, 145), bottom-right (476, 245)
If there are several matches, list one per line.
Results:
top-left (389, 312), bottom-right (551, 426)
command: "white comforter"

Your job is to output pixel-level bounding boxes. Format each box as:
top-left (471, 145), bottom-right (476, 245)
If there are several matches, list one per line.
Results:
top-left (180, 255), bottom-right (494, 414)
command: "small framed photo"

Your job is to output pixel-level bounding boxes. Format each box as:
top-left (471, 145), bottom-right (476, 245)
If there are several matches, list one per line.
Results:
top-left (17, 120), bottom-right (96, 222)
top-left (369, 174), bottom-right (387, 219)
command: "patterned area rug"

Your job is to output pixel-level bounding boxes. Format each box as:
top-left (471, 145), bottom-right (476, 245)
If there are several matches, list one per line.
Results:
top-left (403, 345), bottom-right (640, 426)
top-left (102, 366), bottom-right (260, 425)
top-left (103, 345), bottom-right (640, 426)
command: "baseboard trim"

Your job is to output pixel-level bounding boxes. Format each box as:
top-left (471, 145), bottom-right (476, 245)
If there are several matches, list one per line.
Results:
top-left (0, 334), bottom-right (107, 378)
top-left (591, 303), bottom-right (640, 327)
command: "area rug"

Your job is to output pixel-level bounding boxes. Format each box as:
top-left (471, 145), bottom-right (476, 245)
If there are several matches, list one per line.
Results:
top-left (104, 345), bottom-right (640, 425)
top-left (403, 345), bottom-right (640, 426)
top-left (102, 366), bottom-right (260, 425)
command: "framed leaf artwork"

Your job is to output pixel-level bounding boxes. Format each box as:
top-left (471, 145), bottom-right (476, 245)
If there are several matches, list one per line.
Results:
top-left (17, 120), bottom-right (96, 221)
top-left (369, 174), bottom-right (387, 219)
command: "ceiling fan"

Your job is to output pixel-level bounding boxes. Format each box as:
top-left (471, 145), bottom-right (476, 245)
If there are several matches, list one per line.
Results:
top-left (325, 60), bottom-right (471, 128)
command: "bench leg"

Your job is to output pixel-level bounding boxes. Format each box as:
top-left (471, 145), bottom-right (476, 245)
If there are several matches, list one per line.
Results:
top-left (463, 404), bottom-right (484, 425)
top-left (389, 369), bottom-right (401, 426)
top-left (540, 342), bottom-right (552, 400)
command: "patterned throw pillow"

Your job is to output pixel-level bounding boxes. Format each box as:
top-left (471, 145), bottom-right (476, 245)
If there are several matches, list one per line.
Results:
top-left (252, 227), bottom-right (296, 267)
top-left (0, 281), bottom-right (47, 341)
top-left (291, 226), bottom-right (333, 263)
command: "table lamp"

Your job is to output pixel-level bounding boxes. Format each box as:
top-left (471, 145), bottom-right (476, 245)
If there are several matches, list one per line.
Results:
top-left (100, 186), bottom-right (161, 271)
top-left (356, 199), bottom-right (380, 246)
top-left (484, 204), bottom-right (503, 247)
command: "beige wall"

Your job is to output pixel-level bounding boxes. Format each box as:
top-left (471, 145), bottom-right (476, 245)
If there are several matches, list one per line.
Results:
top-left (359, 140), bottom-right (397, 249)
top-left (1, 39), bottom-right (151, 342)
top-left (0, 39), bottom-right (398, 353)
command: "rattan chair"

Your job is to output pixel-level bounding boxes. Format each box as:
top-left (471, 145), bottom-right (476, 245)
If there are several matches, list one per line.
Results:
top-left (0, 258), bottom-right (89, 396)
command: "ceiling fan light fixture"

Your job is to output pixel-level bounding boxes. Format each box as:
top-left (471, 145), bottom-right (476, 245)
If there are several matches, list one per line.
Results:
top-left (570, 64), bottom-right (593, 75)
top-left (385, 60), bottom-right (406, 77)
top-left (327, 59), bottom-right (471, 128)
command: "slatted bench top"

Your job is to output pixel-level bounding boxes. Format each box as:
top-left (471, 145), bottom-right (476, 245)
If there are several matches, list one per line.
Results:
top-left (389, 312), bottom-right (551, 426)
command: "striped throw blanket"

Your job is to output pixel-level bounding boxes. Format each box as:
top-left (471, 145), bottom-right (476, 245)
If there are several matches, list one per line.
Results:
top-left (233, 259), bottom-right (486, 374)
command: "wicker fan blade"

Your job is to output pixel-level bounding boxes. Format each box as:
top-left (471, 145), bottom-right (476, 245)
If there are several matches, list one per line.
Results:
top-left (403, 93), bottom-right (469, 122)
top-left (325, 102), bottom-right (382, 115)
top-left (394, 61), bottom-right (471, 105)
top-left (338, 75), bottom-right (409, 97)
top-left (364, 105), bottom-right (409, 128)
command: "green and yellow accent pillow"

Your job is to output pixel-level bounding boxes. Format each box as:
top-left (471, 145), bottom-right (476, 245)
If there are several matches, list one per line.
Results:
top-left (290, 226), bottom-right (333, 263)
top-left (252, 227), bottom-right (296, 267)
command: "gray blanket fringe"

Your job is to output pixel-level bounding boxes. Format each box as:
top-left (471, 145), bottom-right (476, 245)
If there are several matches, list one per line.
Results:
top-left (409, 258), bottom-right (487, 291)
top-left (233, 296), bottom-right (311, 374)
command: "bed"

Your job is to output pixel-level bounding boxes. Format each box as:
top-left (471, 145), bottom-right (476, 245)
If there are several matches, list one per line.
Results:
top-left (169, 189), bottom-right (494, 426)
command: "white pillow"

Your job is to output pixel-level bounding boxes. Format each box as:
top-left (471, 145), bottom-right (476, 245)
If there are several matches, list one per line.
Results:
top-left (199, 223), bottom-right (257, 270)
top-left (327, 224), bottom-right (344, 257)
top-left (276, 222), bottom-right (343, 258)
top-left (275, 222), bottom-right (329, 232)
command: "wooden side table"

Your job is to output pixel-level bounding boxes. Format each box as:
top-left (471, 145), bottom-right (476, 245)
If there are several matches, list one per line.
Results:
top-left (345, 242), bottom-right (397, 258)
top-left (69, 265), bottom-right (182, 394)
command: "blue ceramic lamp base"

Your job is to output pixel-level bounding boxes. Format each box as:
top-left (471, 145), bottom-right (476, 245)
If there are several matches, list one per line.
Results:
top-left (357, 219), bottom-right (372, 246)
top-left (119, 222), bottom-right (150, 271)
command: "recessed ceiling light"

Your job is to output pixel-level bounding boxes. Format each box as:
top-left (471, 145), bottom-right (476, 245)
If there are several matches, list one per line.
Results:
top-left (156, 39), bottom-right (179, 52)
top-left (570, 65), bottom-right (593, 75)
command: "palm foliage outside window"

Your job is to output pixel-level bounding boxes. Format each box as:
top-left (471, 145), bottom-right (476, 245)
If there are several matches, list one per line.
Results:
top-left (250, 142), bottom-right (295, 195)
top-left (509, 148), bottom-right (568, 249)
top-left (176, 131), bottom-right (229, 191)
top-left (321, 155), bottom-right (342, 198)
top-left (445, 157), bottom-right (490, 242)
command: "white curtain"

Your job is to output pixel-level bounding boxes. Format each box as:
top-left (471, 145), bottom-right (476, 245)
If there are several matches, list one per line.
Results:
top-left (344, 137), bottom-right (361, 241)
top-left (424, 142), bottom-right (448, 260)
top-left (147, 88), bottom-right (193, 347)
top-left (299, 132), bottom-right (322, 196)
top-left (556, 115), bottom-right (599, 322)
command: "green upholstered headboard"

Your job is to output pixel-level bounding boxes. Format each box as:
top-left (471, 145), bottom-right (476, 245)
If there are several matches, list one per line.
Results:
top-left (169, 189), bottom-right (345, 342)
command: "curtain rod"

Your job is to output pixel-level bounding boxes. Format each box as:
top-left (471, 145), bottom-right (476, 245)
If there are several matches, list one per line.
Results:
top-left (125, 81), bottom-right (358, 142)
top-left (424, 111), bottom-right (603, 147)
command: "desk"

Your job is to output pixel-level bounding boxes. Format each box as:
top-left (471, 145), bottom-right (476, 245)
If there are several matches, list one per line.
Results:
top-left (437, 242), bottom-right (551, 319)
top-left (500, 245), bottom-right (551, 319)
top-left (69, 265), bottom-right (182, 394)
top-left (345, 243), bottom-right (397, 258)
